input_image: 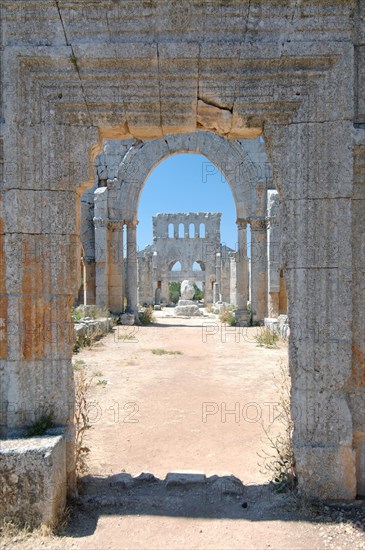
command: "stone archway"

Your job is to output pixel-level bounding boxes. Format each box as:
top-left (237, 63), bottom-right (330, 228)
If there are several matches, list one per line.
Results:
top-left (103, 132), bottom-right (266, 320)
top-left (0, 2), bottom-right (363, 525)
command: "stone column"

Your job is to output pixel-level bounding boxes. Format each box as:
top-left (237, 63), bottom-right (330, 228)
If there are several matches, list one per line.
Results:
top-left (125, 221), bottom-right (138, 314)
top-left (214, 252), bottom-right (221, 302)
top-left (84, 259), bottom-right (96, 305)
top-left (94, 218), bottom-right (109, 308)
top-left (160, 279), bottom-right (169, 304)
top-left (267, 190), bottom-right (280, 318)
top-left (94, 187), bottom-right (109, 308)
top-left (229, 254), bottom-right (237, 306)
top-left (213, 282), bottom-right (219, 303)
top-left (234, 220), bottom-right (249, 324)
top-left (152, 251), bottom-right (159, 305)
top-left (250, 218), bottom-right (268, 322)
top-left (108, 221), bottom-right (124, 313)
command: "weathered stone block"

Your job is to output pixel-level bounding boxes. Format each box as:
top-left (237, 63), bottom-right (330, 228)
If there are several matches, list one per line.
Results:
top-left (0, 433), bottom-right (67, 527)
top-left (295, 446), bottom-right (356, 500)
top-left (165, 472), bottom-right (206, 488)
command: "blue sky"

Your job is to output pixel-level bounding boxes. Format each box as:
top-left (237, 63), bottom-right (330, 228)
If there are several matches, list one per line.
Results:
top-left (137, 153), bottom-right (239, 251)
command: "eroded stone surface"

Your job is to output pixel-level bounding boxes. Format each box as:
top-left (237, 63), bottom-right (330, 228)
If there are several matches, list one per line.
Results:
top-left (0, 434), bottom-right (67, 526)
top-left (0, 0), bottom-right (363, 523)
top-left (181, 281), bottom-right (195, 301)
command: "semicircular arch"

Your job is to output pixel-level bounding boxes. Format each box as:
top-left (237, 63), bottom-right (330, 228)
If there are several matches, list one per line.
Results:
top-left (112, 132), bottom-right (258, 222)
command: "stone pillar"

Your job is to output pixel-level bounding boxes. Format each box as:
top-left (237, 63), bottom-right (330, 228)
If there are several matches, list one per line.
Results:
top-left (235, 220), bottom-right (249, 324)
top-left (213, 282), bottom-right (220, 303)
top-left (94, 218), bottom-right (109, 308)
top-left (267, 117), bottom-right (357, 500)
top-left (267, 190), bottom-right (280, 318)
top-left (214, 252), bottom-right (221, 302)
top-left (250, 218), bottom-right (268, 322)
top-left (229, 254), bottom-right (237, 306)
top-left (160, 279), bottom-right (169, 304)
top-left (84, 259), bottom-right (96, 304)
top-left (94, 187), bottom-right (109, 308)
top-left (108, 221), bottom-right (124, 313)
top-left (125, 222), bottom-right (138, 314)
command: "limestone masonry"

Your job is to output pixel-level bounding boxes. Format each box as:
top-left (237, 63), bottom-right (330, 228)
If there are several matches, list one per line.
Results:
top-left (0, 0), bottom-right (364, 526)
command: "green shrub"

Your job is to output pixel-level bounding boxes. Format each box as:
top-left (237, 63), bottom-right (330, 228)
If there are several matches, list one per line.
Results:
top-left (151, 348), bottom-right (182, 355)
top-left (255, 327), bottom-right (280, 349)
top-left (219, 304), bottom-right (237, 325)
top-left (193, 283), bottom-right (204, 301)
top-left (73, 332), bottom-right (94, 353)
top-left (169, 282), bottom-right (181, 304)
top-left (26, 413), bottom-right (54, 437)
top-left (71, 308), bottom-right (83, 322)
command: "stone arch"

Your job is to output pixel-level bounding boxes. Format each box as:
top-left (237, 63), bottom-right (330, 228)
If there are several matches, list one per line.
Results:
top-left (169, 260), bottom-right (182, 271)
top-left (0, 2), bottom-right (361, 521)
top-left (112, 132), bottom-right (259, 223)
top-left (193, 261), bottom-right (205, 271)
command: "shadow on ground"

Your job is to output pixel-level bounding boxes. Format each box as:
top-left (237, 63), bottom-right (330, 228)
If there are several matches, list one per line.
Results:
top-left (64, 472), bottom-right (365, 539)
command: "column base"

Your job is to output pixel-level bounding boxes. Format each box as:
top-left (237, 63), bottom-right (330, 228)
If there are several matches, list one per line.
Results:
top-left (234, 309), bottom-right (249, 326)
top-left (295, 445), bottom-right (356, 500)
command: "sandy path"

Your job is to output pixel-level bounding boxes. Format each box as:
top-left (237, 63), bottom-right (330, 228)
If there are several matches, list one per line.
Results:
top-left (4, 317), bottom-right (364, 549)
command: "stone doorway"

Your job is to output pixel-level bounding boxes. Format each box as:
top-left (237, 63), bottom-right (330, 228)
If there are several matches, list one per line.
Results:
top-left (0, 3), bottom-right (363, 527)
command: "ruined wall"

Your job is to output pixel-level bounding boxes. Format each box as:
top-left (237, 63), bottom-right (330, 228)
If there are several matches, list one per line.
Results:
top-left (152, 212), bottom-right (220, 304)
top-left (0, 0), bottom-right (362, 507)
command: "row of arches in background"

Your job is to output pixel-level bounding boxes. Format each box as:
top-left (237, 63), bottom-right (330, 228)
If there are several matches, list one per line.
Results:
top-left (169, 261), bottom-right (205, 272)
top-left (168, 223), bottom-right (206, 239)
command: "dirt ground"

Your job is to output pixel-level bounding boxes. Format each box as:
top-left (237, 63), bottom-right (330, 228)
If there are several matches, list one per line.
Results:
top-left (3, 313), bottom-right (365, 549)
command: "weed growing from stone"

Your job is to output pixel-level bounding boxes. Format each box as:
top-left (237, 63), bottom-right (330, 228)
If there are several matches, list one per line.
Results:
top-left (26, 413), bottom-right (54, 437)
top-left (257, 359), bottom-right (297, 493)
top-left (72, 359), bottom-right (86, 371)
top-left (218, 304), bottom-right (237, 325)
top-left (73, 333), bottom-right (95, 353)
top-left (74, 365), bottom-right (94, 478)
top-left (139, 305), bottom-right (155, 324)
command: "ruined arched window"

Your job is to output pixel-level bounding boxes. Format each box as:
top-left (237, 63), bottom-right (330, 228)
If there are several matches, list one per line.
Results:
top-left (189, 223), bottom-right (195, 238)
top-left (170, 261), bottom-right (182, 271)
top-left (168, 223), bottom-right (174, 238)
top-left (193, 261), bottom-right (205, 271)
top-left (178, 223), bottom-right (184, 238)
top-left (199, 223), bottom-right (205, 238)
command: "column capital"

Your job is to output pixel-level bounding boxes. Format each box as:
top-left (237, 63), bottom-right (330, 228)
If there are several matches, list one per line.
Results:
top-left (107, 220), bottom-right (124, 229)
top-left (126, 220), bottom-right (138, 228)
top-left (93, 217), bottom-right (107, 228)
top-left (248, 217), bottom-right (267, 231)
top-left (236, 218), bottom-right (248, 228)
top-left (265, 214), bottom-right (278, 229)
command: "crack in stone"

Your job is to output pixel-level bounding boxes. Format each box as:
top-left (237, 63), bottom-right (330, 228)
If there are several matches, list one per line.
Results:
top-left (156, 42), bottom-right (163, 133)
top-left (197, 97), bottom-right (233, 115)
top-left (55, 0), bottom-right (93, 126)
